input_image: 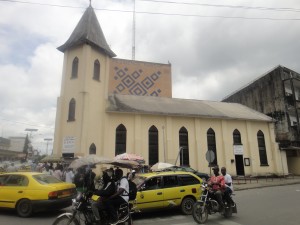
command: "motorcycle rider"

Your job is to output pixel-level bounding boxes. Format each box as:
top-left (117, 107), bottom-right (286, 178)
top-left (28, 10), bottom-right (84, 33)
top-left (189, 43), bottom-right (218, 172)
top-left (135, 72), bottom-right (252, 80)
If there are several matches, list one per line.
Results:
top-left (221, 167), bottom-right (235, 206)
top-left (91, 169), bottom-right (116, 224)
top-left (104, 168), bottom-right (129, 225)
top-left (208, 166), bottom-right (226, 212)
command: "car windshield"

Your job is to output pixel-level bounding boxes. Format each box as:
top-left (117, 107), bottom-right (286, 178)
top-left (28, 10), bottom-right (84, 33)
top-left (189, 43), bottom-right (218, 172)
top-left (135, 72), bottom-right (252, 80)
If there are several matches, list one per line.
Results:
top-left (133, 175), bottom-right (146, 187)
top-left (33, 174), bottom-right (63, 184)
top-left (183, 167), bottom-right (196, 173)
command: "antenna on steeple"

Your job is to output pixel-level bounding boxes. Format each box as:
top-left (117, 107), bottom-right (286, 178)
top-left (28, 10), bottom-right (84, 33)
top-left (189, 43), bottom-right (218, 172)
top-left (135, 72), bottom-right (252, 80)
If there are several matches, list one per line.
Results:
top-left (132, 0), bottom-right (136, 60)
top-left (89, 0), bottom-right (92, 6)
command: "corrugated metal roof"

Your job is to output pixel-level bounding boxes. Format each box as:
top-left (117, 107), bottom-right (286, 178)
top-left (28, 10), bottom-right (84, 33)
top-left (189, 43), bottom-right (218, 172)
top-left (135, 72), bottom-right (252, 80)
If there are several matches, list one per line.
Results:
top-left (57, 6), bottom-right (116, 57)
top-left (107, 94), bottom-right (273, 122)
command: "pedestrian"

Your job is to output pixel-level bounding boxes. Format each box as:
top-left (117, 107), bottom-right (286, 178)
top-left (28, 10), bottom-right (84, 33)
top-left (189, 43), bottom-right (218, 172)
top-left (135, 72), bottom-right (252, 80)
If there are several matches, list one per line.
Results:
top-left (6, 162), bottom-right (17, 172)
top-left (53, 164), bottom-right (63, 180)
top-left (74, 167), bottom-right (86, 192)
top-left (65, 168), bottom-right (75, 183)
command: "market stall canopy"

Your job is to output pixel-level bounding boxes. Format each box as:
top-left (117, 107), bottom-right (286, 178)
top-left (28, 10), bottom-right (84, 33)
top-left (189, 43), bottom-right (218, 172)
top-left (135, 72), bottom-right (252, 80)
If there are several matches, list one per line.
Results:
top-left (114, 153), bottom-right (145, 164)
top-left (68, 154), bottom-right (112, 169)
top-left (150, 162), bottom-right (174, 171)
top-left (110, 159), bottom-right (139, 169)
top-left (40, 154), bottom-right (63, 163)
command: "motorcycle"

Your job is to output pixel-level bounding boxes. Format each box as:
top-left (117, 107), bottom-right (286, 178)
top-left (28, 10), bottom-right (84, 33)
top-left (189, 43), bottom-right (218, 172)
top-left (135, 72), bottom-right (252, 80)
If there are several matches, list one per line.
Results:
top-left (52, 192), bottom-right (132, 225)
top-left (192, 183), bottom-right (237, 224)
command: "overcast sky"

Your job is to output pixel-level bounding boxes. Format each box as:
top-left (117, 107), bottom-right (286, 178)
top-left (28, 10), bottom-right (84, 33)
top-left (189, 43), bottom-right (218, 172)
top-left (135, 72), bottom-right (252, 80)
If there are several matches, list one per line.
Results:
top-left (0, 0), bottom-right (300, 154)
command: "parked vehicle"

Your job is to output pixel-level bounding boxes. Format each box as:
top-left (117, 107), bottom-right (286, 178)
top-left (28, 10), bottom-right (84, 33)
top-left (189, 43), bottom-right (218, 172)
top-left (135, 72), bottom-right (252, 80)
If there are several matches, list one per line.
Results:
top-left (192, 182), bottom-right (237, 224)
top-left (164, 166), bottom-right (210, 181)
top-left (52, 192), bottom-right (132, 225)
top-left (132, 171), bottom-right (203, 215)
top-left (0, 172), bottom-right (76, 217)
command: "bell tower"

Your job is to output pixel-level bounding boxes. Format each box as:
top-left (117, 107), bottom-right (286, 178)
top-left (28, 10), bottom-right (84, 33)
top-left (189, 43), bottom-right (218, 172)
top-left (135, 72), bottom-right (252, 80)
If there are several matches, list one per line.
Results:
top-left (53, 5), bottom-right (116, 157)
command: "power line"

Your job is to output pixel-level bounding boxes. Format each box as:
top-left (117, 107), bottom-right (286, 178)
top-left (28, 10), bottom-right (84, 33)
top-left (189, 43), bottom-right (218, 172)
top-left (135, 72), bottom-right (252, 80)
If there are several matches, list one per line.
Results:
top-left (138, 0), bottom-right (300, 13)
top-left (1, 0), bottom-right (300, 21)
top-left (0, 117), bottom-right (54, 130)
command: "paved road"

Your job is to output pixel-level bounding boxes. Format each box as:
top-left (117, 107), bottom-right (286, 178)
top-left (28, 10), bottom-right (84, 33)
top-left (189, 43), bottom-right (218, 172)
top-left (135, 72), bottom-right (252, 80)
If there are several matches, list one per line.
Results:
top-left (1, 184), bottom-right (300, 225)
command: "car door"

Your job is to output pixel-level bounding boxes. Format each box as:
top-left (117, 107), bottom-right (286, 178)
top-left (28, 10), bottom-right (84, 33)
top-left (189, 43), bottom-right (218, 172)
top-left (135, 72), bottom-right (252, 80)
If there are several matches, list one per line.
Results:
top-left (162, 175), bottom-right (183, 207)
top-left (135, 176), bottom-right (164, 210)
top-left (0, 175), bottom-right (29, 208)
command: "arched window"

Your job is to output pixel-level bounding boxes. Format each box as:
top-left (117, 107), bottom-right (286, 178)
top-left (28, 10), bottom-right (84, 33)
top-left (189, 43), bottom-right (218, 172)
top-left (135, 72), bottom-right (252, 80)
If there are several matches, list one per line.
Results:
top-left (148, 125), bottom-right (158, 166)
top-left (207, 128), bottom-right (217, 166)
top-left (115, 124), bottom-right (127, 156)
top-left (179, 127), bottom-right (189, 166)
top-left (71, 57), bottom-right (79, 78)
top-left (93, 59), bottom-right (100, 81)
top-left (257, 130), bottom-right (268, 166)
top-left (68, 98), bottom-right (76, 121)
top-left (89, 143), bottom-right (96, 154)
top-left (233, 129), bottom-right (242, 144)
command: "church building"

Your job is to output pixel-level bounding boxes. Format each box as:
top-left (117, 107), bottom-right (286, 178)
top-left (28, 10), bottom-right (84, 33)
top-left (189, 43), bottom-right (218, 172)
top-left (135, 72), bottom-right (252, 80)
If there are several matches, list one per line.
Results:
top-left (53, 5), bottom-right (286, 176)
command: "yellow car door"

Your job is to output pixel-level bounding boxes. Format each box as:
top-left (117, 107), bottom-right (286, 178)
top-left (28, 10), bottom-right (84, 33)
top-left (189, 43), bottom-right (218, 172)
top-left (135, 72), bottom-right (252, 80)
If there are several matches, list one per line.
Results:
top-left (0, 175), bottom-right (29, 208)
top-left (162, 175), bottom-right (182, 207)
top-left (135, 176), bottom-right (164, 211)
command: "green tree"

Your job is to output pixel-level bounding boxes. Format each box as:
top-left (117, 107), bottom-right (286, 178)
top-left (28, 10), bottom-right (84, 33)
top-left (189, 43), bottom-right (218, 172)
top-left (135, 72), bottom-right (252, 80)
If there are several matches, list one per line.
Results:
top-left (23, 134), bottom-right (31, 161)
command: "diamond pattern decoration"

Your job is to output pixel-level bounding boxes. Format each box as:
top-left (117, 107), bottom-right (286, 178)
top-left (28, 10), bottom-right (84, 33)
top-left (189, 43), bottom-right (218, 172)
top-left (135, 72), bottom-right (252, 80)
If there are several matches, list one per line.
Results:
top-left (122, 75), bottom-right (135, 88)
top-left (117, 69), bottom-right (126, 78)
top-left (129, 83), bottom-right (147, 96)
top-left (141, 77), bottom-right (154, 90)
top-left (116, 83), bottom-right (125, 92)
top-left (132, 71), bottom-right (140, 79)
top-left (113, 67), bottom-right (162, 96)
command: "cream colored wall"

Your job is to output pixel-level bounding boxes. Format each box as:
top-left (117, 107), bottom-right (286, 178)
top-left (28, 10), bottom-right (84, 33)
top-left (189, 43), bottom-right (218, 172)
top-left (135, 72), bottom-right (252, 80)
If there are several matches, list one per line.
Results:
top-left (101, 112), bottom-right (283, 176)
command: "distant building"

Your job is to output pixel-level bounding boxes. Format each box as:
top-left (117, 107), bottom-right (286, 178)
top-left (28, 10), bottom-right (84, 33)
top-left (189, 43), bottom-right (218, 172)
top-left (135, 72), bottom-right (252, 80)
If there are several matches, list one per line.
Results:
top-left (53, 5), bottom-right (286, 176)
top-left (223, 65), bottom-right (300, 175)
top-left (0, 137), bottom-right (25, 161)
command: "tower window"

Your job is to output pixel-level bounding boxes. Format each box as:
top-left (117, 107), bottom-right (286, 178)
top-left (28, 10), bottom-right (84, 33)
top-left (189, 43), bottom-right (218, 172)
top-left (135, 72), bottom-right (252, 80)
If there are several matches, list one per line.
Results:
top-left (93, 59), bottom-right (100, 81)
top-left (71, 57), bottom-right (79, 79)
top-left (68, 98), bottom-right (76, 121)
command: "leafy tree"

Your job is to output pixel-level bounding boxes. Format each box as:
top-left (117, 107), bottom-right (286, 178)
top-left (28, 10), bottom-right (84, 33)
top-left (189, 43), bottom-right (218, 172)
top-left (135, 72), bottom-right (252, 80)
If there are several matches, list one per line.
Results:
top-left (23, 134), bottom-right (31, 161)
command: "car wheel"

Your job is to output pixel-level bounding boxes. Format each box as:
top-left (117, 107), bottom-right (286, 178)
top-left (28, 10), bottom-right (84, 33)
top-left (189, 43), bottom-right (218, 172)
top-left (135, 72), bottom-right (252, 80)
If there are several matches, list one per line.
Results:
top-left (180, 196), bottom-right (195, 215)
top-left (16, 199), bottom-right (33, 217)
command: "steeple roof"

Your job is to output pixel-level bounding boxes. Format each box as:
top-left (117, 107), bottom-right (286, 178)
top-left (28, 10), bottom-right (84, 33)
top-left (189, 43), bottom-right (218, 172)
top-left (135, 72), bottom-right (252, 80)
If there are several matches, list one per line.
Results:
top-left (58, 5), bottom-right (116, 57)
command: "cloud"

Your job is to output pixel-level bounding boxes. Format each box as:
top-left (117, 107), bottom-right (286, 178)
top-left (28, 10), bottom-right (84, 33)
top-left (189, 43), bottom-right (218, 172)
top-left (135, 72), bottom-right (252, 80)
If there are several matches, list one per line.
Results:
top-left (0, 0), bottom-right (300, 153)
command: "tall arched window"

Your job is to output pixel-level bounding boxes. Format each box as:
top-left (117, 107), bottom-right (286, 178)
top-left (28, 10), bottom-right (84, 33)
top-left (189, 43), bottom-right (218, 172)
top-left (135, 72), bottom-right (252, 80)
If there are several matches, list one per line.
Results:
top-left (148, 125), bottom-right (158, 166)
top-left (93, 59), bottom-right (100, 81)
top-left (257, 130), bottom-right (268, 166)
top-left (71, 57), bottom-right (79, 78)
top-left (68, 98), bottom-right (76, 121)
top-left (115, 124), bottom-right (127, 156)
top-left (207, 128), bottom-right (217, 166)
top-left (179, 127), bottom-right (189, 166)
top-left (233, 129), bottom-right (242, 144)
top-left (89, 143), bottom-right (96, 154)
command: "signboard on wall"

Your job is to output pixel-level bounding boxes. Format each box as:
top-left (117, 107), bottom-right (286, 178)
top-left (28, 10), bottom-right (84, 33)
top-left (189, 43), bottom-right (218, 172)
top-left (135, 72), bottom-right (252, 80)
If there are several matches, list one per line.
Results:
top-left (62, 136), bottom-right (76, 153)
top-left (233, 145), bottom-right (244, 155)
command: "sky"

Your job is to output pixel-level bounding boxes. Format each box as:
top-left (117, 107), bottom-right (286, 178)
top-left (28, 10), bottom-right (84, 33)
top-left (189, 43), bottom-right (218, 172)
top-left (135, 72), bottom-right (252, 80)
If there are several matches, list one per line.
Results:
top-left (0, 0), bottom-right (300, 155)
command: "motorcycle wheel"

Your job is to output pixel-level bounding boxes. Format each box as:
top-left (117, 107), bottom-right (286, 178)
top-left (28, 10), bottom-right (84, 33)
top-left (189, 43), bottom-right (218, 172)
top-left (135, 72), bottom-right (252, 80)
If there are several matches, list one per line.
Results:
top-left (52, 214), bottom-right (80, 225)
top-left (119, 213), bottom-right (133, 225)
top-left (192, 202), bottom-right (208, 224)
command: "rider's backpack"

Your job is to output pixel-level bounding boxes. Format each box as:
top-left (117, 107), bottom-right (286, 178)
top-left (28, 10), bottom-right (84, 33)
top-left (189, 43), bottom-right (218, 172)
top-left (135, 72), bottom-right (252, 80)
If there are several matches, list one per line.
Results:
top-left (127, 179), bottom-right (137, 201)
top-left (119, 177), bottom-right (137, 201)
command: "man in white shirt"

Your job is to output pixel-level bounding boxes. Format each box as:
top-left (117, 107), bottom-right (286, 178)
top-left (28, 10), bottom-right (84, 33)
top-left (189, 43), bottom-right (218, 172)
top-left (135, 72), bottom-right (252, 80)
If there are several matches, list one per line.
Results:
top-left (65, 168), bottom-right (74, 183)
top-left (221, 167), bottom-right (235, 206)
top-left (104, 168), bottom-right (129, 225)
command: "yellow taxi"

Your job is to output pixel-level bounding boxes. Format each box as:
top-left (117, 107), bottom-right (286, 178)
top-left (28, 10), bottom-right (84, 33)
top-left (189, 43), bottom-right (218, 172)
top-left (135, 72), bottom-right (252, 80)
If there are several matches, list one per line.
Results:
top-left (132, 171), bottom-right (202, 215)
top-left (0, 172), bottom-right (76, 217)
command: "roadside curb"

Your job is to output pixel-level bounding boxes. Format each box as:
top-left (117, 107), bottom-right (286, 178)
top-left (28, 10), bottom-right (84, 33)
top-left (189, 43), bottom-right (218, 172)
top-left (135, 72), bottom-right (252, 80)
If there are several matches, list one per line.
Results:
top-left (234, 180), bottom-right (300, 191)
